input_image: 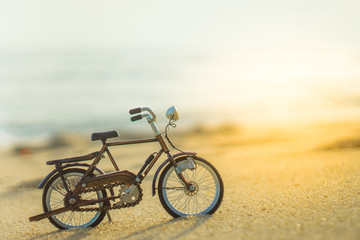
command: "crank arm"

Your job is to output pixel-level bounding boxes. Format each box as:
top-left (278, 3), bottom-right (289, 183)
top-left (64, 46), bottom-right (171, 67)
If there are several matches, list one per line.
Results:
top-left (29, 207), bottom-right (69, 222)
top-left (29, 196), bottom-right (118, 222)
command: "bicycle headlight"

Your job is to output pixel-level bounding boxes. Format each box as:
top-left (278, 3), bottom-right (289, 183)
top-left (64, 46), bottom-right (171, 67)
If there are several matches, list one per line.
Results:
top-left (166, 105), bottom-right (179, 121)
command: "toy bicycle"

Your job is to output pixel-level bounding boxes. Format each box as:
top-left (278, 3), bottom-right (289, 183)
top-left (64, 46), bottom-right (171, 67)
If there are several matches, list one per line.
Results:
top-left (29, 106), bottom-right (224, 229)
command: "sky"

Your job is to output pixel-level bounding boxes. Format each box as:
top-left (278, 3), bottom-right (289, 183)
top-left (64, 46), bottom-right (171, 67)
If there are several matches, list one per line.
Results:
top-left (0, 0), bottom-right (359, 48)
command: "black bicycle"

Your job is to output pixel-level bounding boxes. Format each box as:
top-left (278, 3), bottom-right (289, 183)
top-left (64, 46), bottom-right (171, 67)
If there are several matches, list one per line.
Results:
top-left (29, 106), bottom-right (224, 229)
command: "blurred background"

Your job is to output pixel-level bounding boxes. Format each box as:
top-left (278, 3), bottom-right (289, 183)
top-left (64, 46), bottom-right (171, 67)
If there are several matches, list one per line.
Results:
top-left (1, 0), bottom-right (360, 147)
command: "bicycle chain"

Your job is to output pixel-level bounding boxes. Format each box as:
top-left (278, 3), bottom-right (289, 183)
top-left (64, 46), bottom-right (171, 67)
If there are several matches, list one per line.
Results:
top-left (74, 182), bottom-right (143, 212)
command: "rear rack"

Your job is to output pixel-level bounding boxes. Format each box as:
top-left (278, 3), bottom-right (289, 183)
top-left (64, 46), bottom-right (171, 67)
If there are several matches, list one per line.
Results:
top-left (46, 152), bottom-right (100, 165)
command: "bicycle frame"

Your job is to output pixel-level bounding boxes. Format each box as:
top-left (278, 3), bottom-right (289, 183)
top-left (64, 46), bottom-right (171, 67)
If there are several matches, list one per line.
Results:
top-left (67, 134), bottom-right (190, 197)
top-left (29, 134), bottom-right (191, 222)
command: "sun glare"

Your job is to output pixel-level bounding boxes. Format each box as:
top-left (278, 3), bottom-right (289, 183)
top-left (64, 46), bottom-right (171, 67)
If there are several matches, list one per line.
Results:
top-left (185, 46), bottom-right (360, 125)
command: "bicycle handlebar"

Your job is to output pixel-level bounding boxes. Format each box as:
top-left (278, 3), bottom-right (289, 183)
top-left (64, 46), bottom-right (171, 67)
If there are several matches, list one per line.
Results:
top-left (130, 114), bottom-right (143, 122)
top-left (129, 108), bottom-right (141, 114)
top-left (128, 107), bottom-right (160, 135)
top-left (129, 107), bottom-right (157, 122)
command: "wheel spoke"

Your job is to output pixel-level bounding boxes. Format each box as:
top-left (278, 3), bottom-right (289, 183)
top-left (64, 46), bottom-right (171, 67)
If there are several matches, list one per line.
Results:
top-left (194, 194), bottom-right (206, 212)
top-left (163, 187), bottom-right (185, 190)
top-left (196, 168), bottom-right (211, 185)
top-left (51, 185), bottom-right (66, 196)
top-left (197, 191), bottom-right (213, 206)
top-left (170, 192), bottom-right (186, 207)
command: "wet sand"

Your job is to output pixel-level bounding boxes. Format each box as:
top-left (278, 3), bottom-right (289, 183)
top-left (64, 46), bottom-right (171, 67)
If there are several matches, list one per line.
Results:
top-left (1, 122), bottom-right (360, 239)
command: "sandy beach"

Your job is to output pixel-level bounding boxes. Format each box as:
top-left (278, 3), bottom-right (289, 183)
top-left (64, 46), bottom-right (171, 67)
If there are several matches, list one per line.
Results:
top-left (0, 121), bottom-right (359, 240)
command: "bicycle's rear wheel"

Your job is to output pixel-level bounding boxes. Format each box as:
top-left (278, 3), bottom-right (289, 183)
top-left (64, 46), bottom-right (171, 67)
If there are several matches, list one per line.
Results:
top-left (42, 168), bottom-right (107, 229)
top-left (158, 156), bottom-right (224, 217)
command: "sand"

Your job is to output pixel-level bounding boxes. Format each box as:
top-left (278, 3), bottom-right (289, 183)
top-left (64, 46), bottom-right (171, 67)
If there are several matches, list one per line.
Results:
top-left (0, 121), bottom-right (360, 240)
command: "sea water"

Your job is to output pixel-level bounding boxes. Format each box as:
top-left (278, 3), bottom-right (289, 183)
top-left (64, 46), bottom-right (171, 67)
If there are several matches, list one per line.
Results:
top-left (1, 46), bottom-right (360, 146)
top-left (0, 47), bottom-right (220, 146)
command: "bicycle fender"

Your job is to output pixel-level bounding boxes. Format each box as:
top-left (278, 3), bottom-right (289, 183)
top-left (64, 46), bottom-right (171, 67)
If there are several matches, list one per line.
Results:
top-left (37, 163), bottom-right (105, 189)
top-left (151, 152), bottom-right (197, 196)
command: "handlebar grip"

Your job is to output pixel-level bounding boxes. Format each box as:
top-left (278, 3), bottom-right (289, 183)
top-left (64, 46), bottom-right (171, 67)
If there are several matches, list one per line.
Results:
top-left (131, 114), bottom-right (143, 122)
top-left (129, 108), bottom-right (141, 114)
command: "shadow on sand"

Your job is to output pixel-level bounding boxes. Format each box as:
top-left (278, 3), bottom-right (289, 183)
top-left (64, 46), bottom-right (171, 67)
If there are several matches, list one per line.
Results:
top-left (29, 228), bottom-right (91, 240)
top-left (29, 215), bottom-right (212, 240)
top-left (117, 215), bottom-right (212, 240)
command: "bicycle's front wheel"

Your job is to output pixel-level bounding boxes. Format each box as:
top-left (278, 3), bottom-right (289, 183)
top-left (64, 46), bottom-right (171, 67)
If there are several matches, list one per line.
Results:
top-left (158, 156), bottom-right (224, 217)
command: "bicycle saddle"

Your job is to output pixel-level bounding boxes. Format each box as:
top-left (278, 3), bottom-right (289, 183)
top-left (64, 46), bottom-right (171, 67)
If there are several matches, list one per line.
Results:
top-left (91, 130), bottom-right (119, 141)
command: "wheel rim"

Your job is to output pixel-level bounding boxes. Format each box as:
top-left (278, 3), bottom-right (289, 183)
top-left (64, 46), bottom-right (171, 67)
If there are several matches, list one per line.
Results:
top-left (45, 172), bottom-right (104, 228)
top-left (161, 159), bottom-right (221, 216)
